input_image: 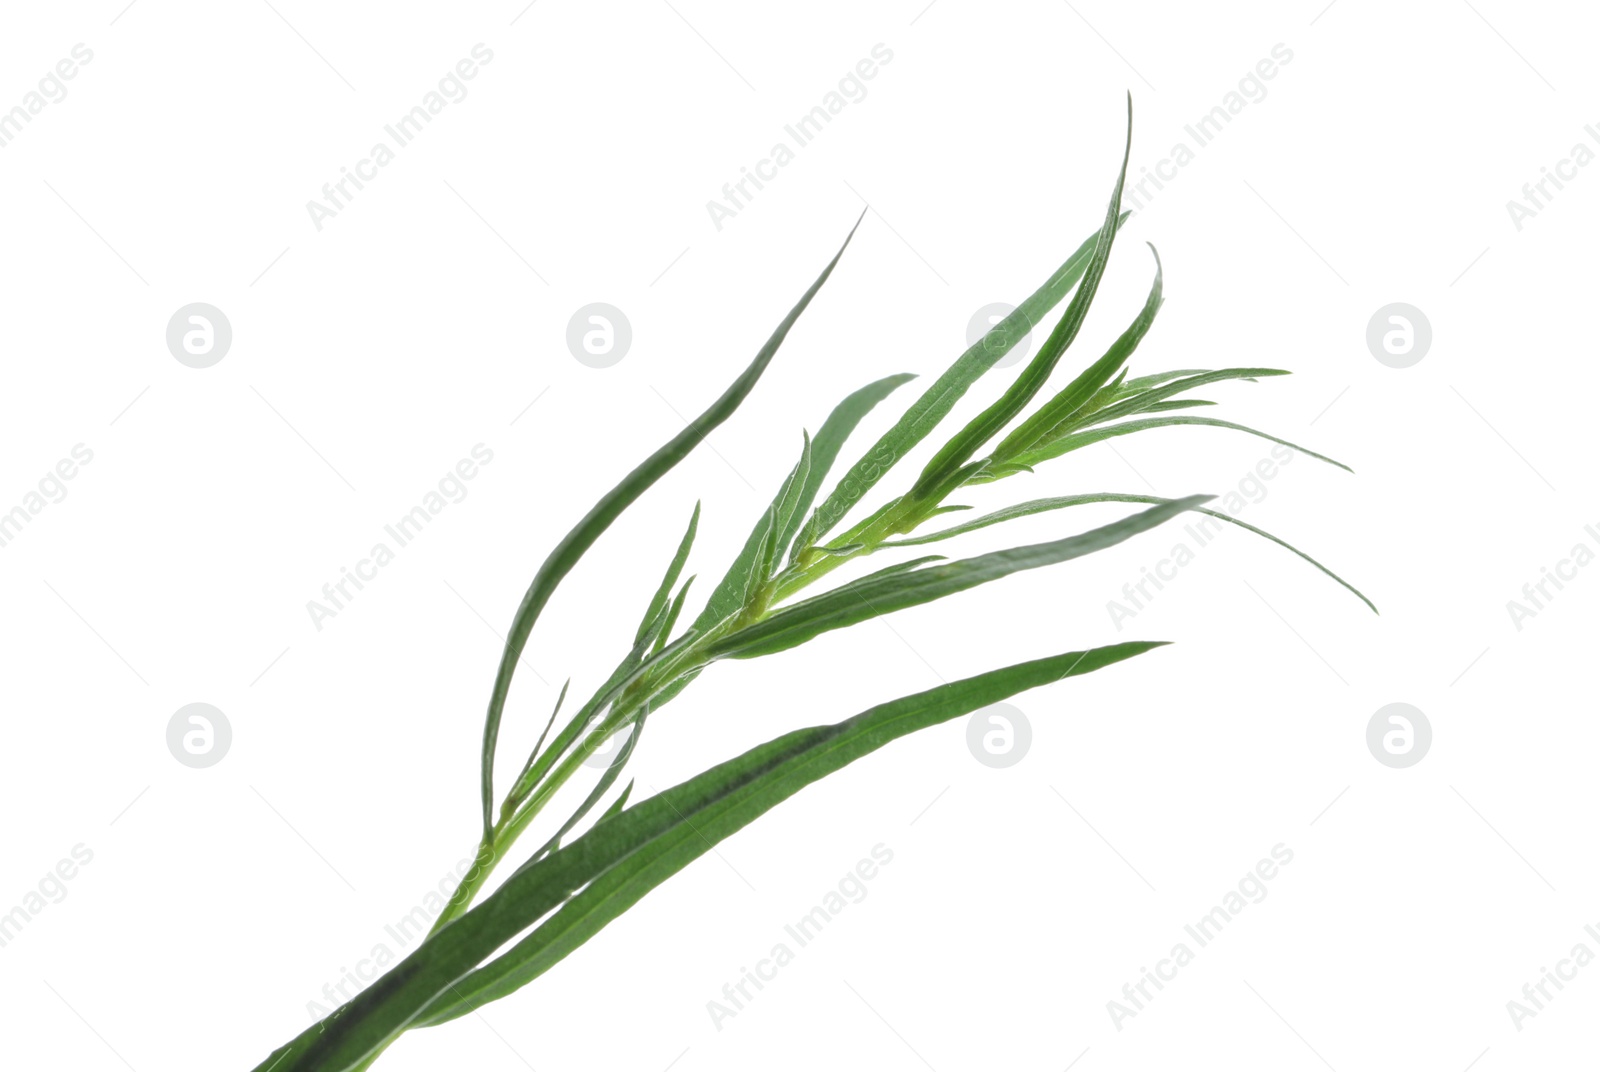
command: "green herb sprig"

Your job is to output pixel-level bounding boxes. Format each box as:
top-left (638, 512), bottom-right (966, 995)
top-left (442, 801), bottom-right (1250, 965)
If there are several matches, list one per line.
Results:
top-left (249, 97), bottom-right (1372, 1072)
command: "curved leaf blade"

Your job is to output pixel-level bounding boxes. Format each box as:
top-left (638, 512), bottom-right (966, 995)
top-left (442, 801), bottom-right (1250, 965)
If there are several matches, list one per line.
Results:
top-left (477, 217), bottom-right (863, 835)
top-left (408, 641), bottom-right (1169, 1030)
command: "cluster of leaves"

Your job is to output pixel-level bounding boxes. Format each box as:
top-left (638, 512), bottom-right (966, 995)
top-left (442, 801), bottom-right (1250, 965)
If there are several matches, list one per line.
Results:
top-left (250, 99), bottom-right (1371, 1072)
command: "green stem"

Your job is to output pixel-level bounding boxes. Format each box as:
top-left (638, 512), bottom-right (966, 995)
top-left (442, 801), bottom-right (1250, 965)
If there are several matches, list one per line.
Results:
top-left (772, 487), bottom-right (948, 602)
top-left (312, 482), bottom-right (959, 1067)
top-left (426, 650), bottom-right (698, 937)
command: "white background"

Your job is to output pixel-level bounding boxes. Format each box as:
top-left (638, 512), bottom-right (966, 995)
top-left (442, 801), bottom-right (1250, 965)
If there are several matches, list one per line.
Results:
top-left (1, 1), bottom-right (1595, 1069)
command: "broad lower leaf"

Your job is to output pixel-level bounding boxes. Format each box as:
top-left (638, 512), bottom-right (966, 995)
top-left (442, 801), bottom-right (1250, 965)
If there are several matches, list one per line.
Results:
top-left (270, 644), bottom-right (1165, 1070)
top-left (403, 642), bottom-right (1169, 1031)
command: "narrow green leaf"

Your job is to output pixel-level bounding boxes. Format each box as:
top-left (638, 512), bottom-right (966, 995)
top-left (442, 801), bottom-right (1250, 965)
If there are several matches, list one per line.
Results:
top-left (700, 374), bottom-right (917, 638)
top-left (503, 625), bottom-right (688, 820)
top-left (784, 373), bottom-right (917, 561)
top-left (1075, 368), bottom-right (1129, 420)
top-left (690, 435), bottom-right (811, 640)
top-left (599, 781), bottom-right (633, 823)
top-left (696, 493), bottom-right (785, 637)
top-left (646, 666), bottom-right (701, 714)
top-left (744, 506), bottom-right (780, 610)
top-left (990, 243), bottom-right (1163, 462)
top-left (774, 432), bottom-right (813, 540)
top-left (477, 217), bottom-right (863, 836)
top-left (634, 504), bottom-right (700, 646)
top-left (505, 680), bottom-right (570, 813)
top-left (881, 493), bottom-right (1137, 546)
top-left (912, 458), bottom-right (994, 513)
top-left (653, 575), bottom-right (695, 655)
top-left (710, 495), bottom-right (1209, 660)
top-left (1014, 415), bottom-right (1353, 472)
top-left (1119, 368), bottom-right (1208, 392)
top-left (802, 214), bottom-right (1130, 545)
top-left (880, 492), bottom-right (1376, 613)
top-left (985, 463), bottom-right (1035, 479)
top-left (832, 553), bottom-right (947, 585)
top-left (912, 95), bottom-right (1135, 497)
top-left (524, 704), bottom-right (651, 868)
top-left (812, 542), bottom-right (866, 557)
top-left (1068, 368), bottom-right (1290, 431)
top-left (816, 497), bottom-right (900, 551)
top-left (1142, 398), bottom-right (1216, 412)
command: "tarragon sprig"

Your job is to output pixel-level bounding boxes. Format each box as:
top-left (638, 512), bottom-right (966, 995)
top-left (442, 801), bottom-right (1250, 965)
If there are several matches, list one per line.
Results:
top-left (248, 97), bottom-right (1373, 1072)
